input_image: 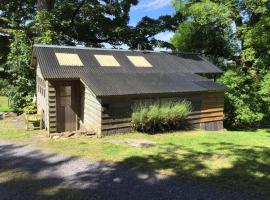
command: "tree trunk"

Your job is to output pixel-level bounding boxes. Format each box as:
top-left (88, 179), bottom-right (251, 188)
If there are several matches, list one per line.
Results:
top-left (37, 0), bottom-right (55, 11)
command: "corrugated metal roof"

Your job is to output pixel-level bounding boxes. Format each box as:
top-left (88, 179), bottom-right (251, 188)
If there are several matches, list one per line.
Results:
top-left (80, 72), bottom-right (226, 96)
top-left (33, 45), bottom-right (226, 96)
top-left (33, 45), bottom-right (222, 77)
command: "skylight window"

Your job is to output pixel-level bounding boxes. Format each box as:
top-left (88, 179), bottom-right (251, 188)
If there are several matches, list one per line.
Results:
top-left (127, 56), bottom-right (152, 67)
top-left (94, 55), bottom-right (120, 67)
top-left (55, 53), bottom-right (83, 66)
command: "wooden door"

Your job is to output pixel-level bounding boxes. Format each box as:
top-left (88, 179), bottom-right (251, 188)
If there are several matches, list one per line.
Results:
top-left (57, 84), bottom-right (77, 132)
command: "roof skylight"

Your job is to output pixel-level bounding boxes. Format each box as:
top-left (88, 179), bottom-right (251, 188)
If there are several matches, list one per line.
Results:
top-left (55, 53), bottom-right (83, 66)
top-left (94, 55), bottom-right (120, 67)
top-left (127, 56), bottom-right (152, 67)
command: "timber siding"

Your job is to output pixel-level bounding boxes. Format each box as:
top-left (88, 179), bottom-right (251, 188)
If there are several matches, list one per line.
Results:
top-left (99, 92), bottom-right (223, 135)
top-left (80, 85), bottom-right (102, 136)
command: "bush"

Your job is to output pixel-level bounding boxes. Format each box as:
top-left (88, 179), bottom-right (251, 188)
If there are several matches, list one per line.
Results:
top-left (23, 98), bottom-right (37, 114)
top-left (131, 100), bottom-right (192, 133)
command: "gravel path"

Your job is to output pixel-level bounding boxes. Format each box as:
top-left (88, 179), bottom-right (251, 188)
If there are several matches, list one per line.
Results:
top-left (0, 140), bottom-right (268, 200)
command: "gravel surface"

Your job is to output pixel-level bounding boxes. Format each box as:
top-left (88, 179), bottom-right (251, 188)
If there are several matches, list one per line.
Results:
top-left (0, 140), bottom-right (268, 200)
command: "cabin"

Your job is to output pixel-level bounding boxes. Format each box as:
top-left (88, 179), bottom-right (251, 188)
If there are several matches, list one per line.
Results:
top-left (31, 45), bottom-right (227, 136)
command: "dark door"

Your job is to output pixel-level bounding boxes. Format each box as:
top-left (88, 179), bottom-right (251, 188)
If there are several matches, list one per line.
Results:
top-left (56, 83), bottom-right (79, 132)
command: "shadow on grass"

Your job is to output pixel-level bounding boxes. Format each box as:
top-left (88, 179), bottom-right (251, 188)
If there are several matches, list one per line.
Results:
top-left (0, 142), bottom-right (269, 200)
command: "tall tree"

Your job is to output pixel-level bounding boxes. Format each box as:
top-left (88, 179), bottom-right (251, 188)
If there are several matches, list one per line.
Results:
top-left (171, 0), bottom-right (270, 128)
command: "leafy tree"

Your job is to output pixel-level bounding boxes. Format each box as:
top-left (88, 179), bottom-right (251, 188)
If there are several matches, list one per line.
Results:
top-left (6, 31), bottom-right (35, 113)
top-left (218, 68), bottom-right (264, 127)
top-left (171, 0), bottom-right (238, 65)
top-left (172, 0), bottom-right (270, 128)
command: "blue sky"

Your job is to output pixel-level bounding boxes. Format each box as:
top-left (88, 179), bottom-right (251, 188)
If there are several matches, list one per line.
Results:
top-left (130, 0), bottom-right (175, 43)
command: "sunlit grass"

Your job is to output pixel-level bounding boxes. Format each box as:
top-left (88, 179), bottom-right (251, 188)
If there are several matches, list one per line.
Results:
top-left (0, 96), bottom-right (12, 112)
top-left (1, 117), bottom-right (270, 195)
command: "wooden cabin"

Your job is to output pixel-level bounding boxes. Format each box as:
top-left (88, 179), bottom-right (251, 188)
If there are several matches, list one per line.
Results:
top-left (31, 45), bottom-right (227, 136)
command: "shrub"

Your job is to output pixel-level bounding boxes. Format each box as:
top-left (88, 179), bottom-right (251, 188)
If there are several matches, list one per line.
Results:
top-left (131, 100), bottom-right (191, 133)
top-left (23, 98), bottom-right (37, 114)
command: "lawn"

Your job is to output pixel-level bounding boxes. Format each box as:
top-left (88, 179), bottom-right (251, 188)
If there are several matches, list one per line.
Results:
top-left (0, 118), bottom-right (270, 196)
top-left (0, 96), bottom-right (12, 112)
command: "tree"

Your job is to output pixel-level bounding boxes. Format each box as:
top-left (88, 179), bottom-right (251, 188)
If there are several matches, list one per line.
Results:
top-left (171, 0), bottom-right (237, 65)
top-left (6, 31), bottom-right (35, 113)
top-left (171, 0), bottom-right (270, 128)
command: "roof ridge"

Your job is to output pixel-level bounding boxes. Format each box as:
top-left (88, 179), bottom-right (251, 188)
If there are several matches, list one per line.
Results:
top-left (33, 44), bottom-right (164, 53)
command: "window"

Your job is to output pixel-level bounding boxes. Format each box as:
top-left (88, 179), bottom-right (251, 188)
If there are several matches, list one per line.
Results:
top-left (127, 56), bottom-right (152, 67)
top-left (55, 53), bottom-right (83, 66)
top-left (94, 55), bottom-right (120, 67)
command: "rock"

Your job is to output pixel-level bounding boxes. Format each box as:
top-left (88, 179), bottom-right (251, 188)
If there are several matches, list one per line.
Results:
top-left (0, 112), bottom-right (4, 120)
top-left (52, 135), bottom-right (60, 139)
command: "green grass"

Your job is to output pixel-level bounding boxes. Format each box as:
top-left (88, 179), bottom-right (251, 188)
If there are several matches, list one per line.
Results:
top-left (0, 96), bottom-right (12, 112)
top-left (0, 118), bottom-right (270, 196)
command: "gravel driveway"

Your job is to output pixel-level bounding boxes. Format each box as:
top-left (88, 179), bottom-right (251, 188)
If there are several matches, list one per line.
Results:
top-left (0, 140), bottom-right (268, 200)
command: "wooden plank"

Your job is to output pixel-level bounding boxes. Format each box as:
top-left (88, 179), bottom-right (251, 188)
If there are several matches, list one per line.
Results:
top-left (102, 122), bottom-right (131, 131)
top-left (102, 118), bottom-right (131, 125)
top-left (200, 116), bottom-right (223, 123)
top-left (200, 111), bottom-right (224, 118)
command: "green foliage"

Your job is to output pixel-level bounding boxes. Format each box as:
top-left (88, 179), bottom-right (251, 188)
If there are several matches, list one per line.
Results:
top-left (23, 100), bottom-right (37, 114)
top-left (6, 31), bottom-right (35, 113)
top-left (171, 0), bottom-right (237, 65)
top-left (34, 11), bottom-right (57, 45)
top-left (218, 69), bottom-right (264, 128)
top-left (131, 101), bottom-right (191, 133)
top-left (172, 0), bottom-right (270, 128)
top-left (259, 72), bottom-right (270, 115)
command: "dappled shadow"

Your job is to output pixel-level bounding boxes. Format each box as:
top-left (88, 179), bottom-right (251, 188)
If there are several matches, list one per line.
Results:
top-left (0, 141), bottom-right (269, 200)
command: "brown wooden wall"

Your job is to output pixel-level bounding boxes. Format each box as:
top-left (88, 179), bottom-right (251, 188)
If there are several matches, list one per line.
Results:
top-left (99, 91), bottom-right (224, 135)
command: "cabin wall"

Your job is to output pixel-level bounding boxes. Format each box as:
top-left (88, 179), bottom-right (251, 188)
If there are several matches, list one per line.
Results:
top-left (80, 85), bottom-right (102, 136)
top-left (36, 66), bottom-right (47, 128)
top-left (199, 91), bottom-right (224, 130)
top-left (100, 91), bottom-right (224, 136)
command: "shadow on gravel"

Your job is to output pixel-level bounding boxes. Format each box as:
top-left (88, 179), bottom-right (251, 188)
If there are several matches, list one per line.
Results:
top-left (0, 142), bottom-right (269, 200)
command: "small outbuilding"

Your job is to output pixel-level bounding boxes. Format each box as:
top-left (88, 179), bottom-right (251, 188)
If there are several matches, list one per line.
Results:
top-left (32, 45), bottom-right (226, 136)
